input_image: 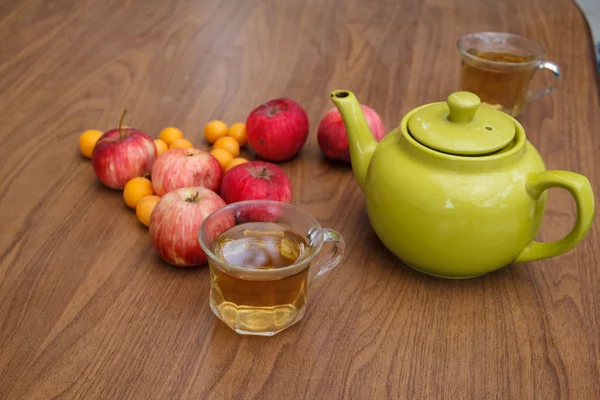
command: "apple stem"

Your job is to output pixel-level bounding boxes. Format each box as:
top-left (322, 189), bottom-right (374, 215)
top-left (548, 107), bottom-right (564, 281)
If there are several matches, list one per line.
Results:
top-left (186, 191), bottom-right (200, 203)
top-left (262, 103), bottom-right (276, 116)
top-left (118, 109), bottom-right (127, 140)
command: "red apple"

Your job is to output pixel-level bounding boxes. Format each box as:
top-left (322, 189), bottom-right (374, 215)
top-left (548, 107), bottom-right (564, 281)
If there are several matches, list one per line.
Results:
top-left (246, 98), bottom-right (309, 161)
top-left (317, 105), bottom-right (386, 163)
top-left (151, 148), bottom-right (221, 196)
top-left (149, 187), bottom-right (232, 267)
top-left (220, 161), bottom-right (292, 204)
top-left (92, 111), bottom-right (156, 189)
top-left (220, 161), bottom-right (292, 223)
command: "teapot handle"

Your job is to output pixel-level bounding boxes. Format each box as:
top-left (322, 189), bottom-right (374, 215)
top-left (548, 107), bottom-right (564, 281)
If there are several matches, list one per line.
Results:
top-left (514, 171), bottom-right (594, 263)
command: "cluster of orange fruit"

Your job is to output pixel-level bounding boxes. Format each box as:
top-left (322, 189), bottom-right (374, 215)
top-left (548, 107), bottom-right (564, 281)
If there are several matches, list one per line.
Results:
top-left (154, 126), bottom-right (191, 153)
top-left (78, 120), bottom-right (251, 228)
top-left (123, 177), bottom-right (158, 227)
top-left (203, 120), bottom-right (248, 172)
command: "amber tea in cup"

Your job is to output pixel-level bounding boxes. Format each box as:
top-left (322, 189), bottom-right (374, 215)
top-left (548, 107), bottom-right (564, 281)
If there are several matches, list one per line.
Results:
top-left (458, 32), bottom-right (561, 117)
top-left (199, 200), bottom-right (345, 336)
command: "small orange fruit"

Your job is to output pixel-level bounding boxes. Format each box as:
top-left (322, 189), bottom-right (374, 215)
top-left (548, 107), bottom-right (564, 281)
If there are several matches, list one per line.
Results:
top-left (227, 122), bottom-right (247, 147)
top-left (225, 157), bottom-right (248, 173)
top-left (79, 129), bottom-right (103, 158)
top-left (123, 177), bottom-right (154, 209)
top-left (210, 148), bottom-right (234, 171)
top-left (213, 136), bottom-right (240, 157)
top-left (169, 138), bottom-right (194, 149)
top-left (159, 127), bottom-right (183, 146)
top-left (154, 139), bottom-right (168, 156)
top-left (136, 195), bottom-right (161, 227)
top-left (204, 120), bottom-right (228, 143)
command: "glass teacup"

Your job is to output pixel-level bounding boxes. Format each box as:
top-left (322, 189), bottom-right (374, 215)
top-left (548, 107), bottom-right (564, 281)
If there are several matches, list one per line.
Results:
top-left (457, 32), bottom-right (561, 117)
top-left (199, 200), bottom-right (345, 336)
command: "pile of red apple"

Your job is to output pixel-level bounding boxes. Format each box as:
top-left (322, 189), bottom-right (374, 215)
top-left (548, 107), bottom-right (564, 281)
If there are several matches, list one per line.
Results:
top-left (82, 97), bottom-right (385, 267)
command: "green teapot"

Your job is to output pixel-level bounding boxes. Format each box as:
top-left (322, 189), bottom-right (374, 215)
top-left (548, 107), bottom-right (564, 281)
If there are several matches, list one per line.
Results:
top-left (330, 90), bottom-right (595, 279)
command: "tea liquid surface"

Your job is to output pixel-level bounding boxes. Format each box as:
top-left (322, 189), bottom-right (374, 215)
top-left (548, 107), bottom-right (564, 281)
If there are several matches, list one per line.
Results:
top-left (215, 222), bottom-right (305, 269)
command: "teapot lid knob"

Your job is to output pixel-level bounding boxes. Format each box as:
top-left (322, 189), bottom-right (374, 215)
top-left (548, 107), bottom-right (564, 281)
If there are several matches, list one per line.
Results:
top-left (447, 91), bottom-right (480, 123)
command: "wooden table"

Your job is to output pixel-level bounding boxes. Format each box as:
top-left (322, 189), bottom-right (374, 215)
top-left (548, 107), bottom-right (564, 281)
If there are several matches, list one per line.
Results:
top-left (1, 0), bottom-right (599, 398)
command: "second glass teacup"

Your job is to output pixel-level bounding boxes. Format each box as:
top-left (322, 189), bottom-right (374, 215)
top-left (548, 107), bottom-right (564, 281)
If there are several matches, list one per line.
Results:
top-left (457, 32), bottom-right (561, 117)
top-left (199, 200), bottom-right (345, 336)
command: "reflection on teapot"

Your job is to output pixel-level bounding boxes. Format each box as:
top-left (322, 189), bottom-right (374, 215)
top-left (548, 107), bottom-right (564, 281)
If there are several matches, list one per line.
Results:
top-left (330, 90), bottom-right (594, 279)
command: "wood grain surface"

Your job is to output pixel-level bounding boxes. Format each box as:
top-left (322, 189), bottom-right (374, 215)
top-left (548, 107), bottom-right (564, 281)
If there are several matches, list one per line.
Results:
top-left (1, 0), bottom-right (599, 399)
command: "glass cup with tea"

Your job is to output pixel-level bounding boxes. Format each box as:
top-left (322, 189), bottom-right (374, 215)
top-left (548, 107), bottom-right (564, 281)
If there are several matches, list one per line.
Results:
top-left (199, 200), bottom-right (345, 336)
top-left (457, 32), bottom-right (561, 117)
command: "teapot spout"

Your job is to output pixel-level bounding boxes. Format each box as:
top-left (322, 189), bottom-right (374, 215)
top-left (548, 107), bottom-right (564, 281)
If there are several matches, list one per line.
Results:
top-left (330, 90), bottom-right (377, 191)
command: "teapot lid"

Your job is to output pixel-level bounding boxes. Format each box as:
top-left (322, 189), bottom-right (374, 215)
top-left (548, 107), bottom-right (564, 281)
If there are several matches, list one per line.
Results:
top-left (408, 92), bottom-right (515, 156)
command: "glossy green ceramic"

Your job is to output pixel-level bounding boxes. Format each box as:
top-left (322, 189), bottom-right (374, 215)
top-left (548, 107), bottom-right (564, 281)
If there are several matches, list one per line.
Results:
top-left (330, 90), bottom-right (595, 279)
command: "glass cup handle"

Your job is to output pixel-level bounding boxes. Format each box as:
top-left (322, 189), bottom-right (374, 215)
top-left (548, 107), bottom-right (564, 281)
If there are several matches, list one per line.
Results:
top-left (308, 228), bottom-right (345, 284)
top-left (529, 61), bottom-right (561, 101)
